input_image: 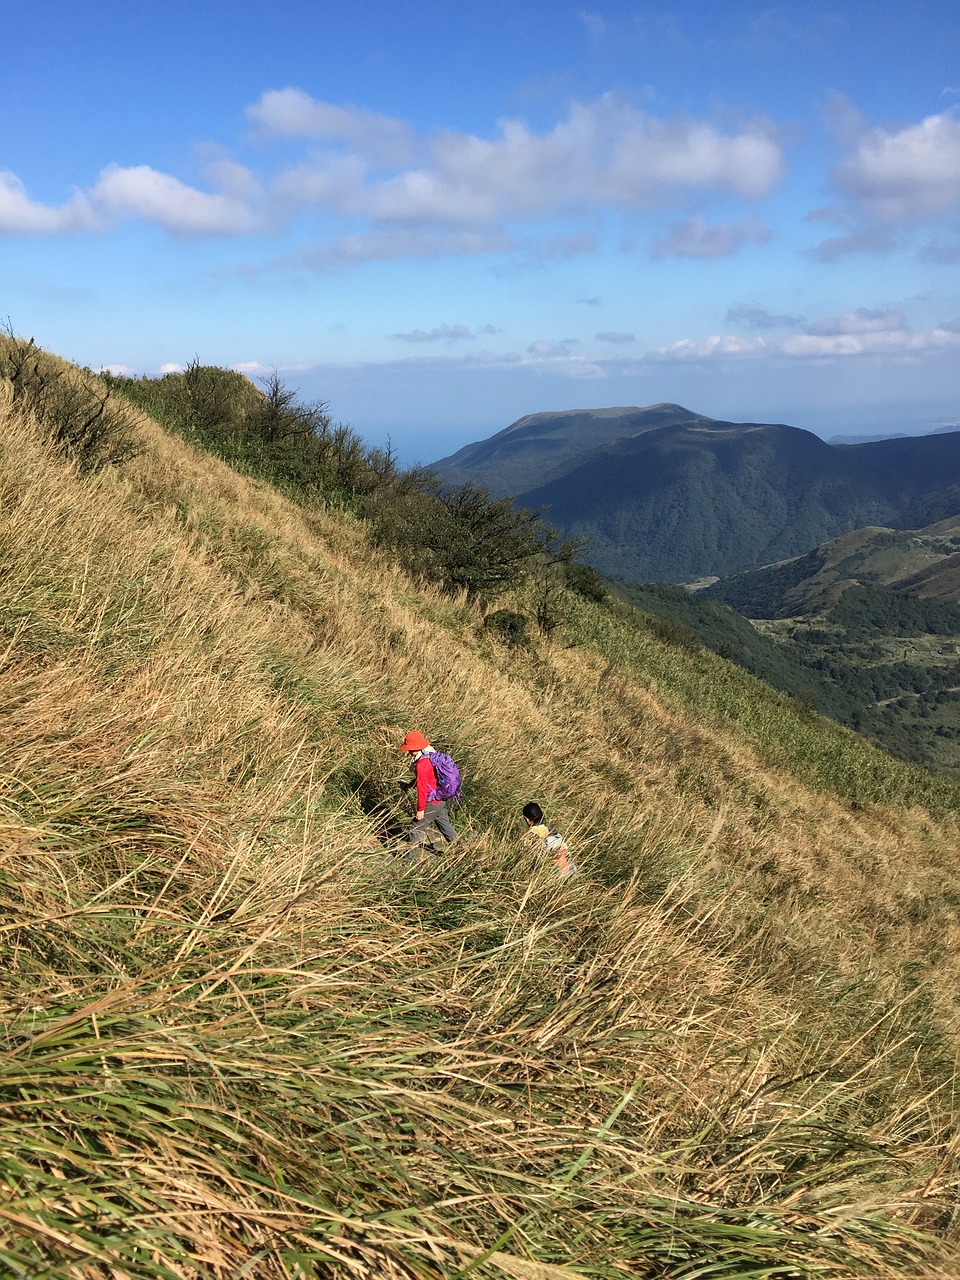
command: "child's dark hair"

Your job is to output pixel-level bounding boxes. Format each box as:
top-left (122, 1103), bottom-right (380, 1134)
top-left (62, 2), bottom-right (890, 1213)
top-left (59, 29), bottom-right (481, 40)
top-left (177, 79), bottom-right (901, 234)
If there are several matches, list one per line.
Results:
top-left (522, 802), bottom-right (543, 823)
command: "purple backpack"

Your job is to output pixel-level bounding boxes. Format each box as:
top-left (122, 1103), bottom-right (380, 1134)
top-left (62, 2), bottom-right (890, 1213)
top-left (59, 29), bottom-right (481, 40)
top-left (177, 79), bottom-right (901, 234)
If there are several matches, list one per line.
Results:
top-left (428, 751), bottom-right (462, 803)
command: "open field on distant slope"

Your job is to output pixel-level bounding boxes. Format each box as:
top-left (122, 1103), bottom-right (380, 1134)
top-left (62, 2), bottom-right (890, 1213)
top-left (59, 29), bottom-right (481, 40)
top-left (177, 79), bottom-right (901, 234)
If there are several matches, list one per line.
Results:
top-left (701, 520), bottom-right (960, 774)
top-left (3, 347), bottom-right (960, 1277)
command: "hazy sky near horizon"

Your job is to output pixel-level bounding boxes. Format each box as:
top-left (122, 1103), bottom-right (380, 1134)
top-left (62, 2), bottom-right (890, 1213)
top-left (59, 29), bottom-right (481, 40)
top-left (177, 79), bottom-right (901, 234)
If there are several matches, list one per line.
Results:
top-left (4, 0), bottom-right (960, 460)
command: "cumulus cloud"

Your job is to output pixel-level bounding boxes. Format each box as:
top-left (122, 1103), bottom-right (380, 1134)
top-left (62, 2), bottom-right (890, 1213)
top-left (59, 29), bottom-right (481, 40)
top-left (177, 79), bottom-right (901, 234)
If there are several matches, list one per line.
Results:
top-left (2, 88), bottom-right (784, 255)
top-left (246, 88), bottom-right (414, 164)
top-left (89, 165), bottom-right (260, 235)
top-left (650, 334), bottom-right (768, 360)
top-left (595, 331), bottom-right (635, 343)
top-left (650, 214), bottom-right (772, 258)
top-left (782, 323), bottom-right (960, 357)
top-left (812, 103), bottom-right (960, 259)
top-left (641, 310), bottom-right (960, 363)
top-left (830, 110), bottom-right (960, 222)
top-left (0, 170), bottom-right (92, 233)
top-left (920, 227), bottom-right (960, 263)
top-left (808, 225), bottom-right (899, 262)
top-left (268, 91), bottom-right (783, 227)
top-left (0, 163), bottom-right (261, 237)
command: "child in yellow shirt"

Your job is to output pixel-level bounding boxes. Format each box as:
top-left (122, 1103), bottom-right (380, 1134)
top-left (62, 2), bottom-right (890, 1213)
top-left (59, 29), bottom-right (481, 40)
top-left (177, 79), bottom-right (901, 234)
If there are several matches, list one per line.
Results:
top-left (522, 802), bottom-right (576, 879)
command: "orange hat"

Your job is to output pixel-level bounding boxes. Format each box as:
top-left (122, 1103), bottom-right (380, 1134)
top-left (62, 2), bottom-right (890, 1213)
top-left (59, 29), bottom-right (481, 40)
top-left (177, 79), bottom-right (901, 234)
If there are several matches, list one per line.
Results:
top-left (399, 731), bottom-right (430, 752)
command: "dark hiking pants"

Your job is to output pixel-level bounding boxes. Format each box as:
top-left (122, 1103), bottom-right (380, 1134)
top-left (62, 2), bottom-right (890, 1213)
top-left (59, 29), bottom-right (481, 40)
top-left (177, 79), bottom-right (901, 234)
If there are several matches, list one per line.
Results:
top-left (403, 802), bottom-right (458, 849)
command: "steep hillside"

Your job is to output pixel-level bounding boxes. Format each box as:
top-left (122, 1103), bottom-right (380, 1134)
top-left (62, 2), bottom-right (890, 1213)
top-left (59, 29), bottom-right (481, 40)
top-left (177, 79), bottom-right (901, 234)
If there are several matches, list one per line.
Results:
top-left (432, 407), bottom-right (960, 583)
top-left (5, 345), bottom-right (960, 1277)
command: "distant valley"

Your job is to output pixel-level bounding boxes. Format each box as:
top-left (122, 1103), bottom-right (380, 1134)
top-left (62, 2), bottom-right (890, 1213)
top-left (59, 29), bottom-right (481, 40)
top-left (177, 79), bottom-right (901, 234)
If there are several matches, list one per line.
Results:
top-left (432, 404), bottom-right (960, 583)
top-left (621, 516), bottom-right (960, 774)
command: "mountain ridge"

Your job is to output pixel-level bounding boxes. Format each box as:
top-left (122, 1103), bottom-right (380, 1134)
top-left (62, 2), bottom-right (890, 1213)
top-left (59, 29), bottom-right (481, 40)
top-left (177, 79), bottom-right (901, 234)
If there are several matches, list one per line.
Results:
top-left (432, 404), bottom-right (960, 582)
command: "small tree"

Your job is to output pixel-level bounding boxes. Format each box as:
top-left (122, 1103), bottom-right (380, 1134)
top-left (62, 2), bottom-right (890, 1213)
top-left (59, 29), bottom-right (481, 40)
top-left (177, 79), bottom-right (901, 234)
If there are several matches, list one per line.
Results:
top-left (369, 478), bottom-right (556, 602)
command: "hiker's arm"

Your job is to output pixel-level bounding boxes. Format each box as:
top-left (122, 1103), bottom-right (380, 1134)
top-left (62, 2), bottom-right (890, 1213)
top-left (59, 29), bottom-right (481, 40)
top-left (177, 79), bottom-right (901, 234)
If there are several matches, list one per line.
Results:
top-left (414, 756), bottom-right (435, 817)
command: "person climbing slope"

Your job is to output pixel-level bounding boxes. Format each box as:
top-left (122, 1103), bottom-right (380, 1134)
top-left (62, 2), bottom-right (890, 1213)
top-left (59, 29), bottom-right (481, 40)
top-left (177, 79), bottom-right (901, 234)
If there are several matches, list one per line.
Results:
top-left (522, 802), bottom-right (577, 879)
top-left (399, 731), bottom-right (459, 853)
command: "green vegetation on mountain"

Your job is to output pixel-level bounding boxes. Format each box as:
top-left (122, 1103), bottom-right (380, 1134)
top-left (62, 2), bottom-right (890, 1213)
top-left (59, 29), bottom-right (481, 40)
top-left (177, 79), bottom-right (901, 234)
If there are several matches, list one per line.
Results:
top-left (706, 519), bottom-right (960, 619)
top-left (693, 521), bottom-right (960, 773)
top-left (432, 405), bottom-right (960, 583)
top-left (7, 335), bottom-right (960, 1277)
top-left (433, 402), bottom-right (710, 496)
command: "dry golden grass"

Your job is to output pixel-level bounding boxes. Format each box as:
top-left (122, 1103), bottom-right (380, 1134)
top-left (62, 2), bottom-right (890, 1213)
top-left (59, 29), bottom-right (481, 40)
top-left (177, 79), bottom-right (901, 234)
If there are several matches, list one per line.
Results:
top-left (2, 357), bottom-right (960, 1276)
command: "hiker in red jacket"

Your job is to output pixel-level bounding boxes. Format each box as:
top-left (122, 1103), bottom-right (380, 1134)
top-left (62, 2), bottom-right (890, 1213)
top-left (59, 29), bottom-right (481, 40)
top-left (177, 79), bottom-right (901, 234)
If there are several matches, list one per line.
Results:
top-left (399, 731), bottom-right (459, 852)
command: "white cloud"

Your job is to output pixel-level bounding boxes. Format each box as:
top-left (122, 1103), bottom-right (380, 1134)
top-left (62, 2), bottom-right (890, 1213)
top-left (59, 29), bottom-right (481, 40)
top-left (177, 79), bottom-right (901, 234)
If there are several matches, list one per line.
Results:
top-left (268, 91), bottom-right (783, 227)
top-left (1, 90), bottom-right (784, 254)
top-left (203, 158), bottom-right (262, 202)
top-left (159, 362), bottom-right (184, 374)
top-left (89, 165), bottom-right (260, 235)
top-left (246, 88), bottom-right (414, 164)
top-left (0, 164), bottom-right (265, 237)
top-left (649, 334), bottom-right (768, 359)
top-left (782, 326), bottom-right (960, 357)
top-left (650, 214), bottom-right (772, 258)
top-left (525, 353), bottom-right (606, 379)
top-left (642, 313), bottom-right (960, 363)
top-left (578, 10), bottom-right (608, 44)
top-left (809, 103), bottom-right (960, 260)
top-left (831, 110), bottom-right (960, 222)
top-left (0, 170), bottom-right (92, 233)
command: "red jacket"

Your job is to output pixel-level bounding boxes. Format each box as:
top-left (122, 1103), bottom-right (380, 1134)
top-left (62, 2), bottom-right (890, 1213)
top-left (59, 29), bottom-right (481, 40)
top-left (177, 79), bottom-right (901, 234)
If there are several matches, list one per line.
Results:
top-left (413, 753), bottom-right (440, 811)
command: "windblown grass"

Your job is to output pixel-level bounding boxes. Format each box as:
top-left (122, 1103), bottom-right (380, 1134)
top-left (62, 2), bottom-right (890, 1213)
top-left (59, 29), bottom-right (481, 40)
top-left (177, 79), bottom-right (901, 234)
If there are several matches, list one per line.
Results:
top-left (2, 351), bottom-right (960, 1276)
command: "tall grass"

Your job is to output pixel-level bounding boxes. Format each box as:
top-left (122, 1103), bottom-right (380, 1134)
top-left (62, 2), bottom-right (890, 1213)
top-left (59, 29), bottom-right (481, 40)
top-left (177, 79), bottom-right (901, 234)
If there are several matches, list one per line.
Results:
top-left (2, 355), bottom-right (960, 1276)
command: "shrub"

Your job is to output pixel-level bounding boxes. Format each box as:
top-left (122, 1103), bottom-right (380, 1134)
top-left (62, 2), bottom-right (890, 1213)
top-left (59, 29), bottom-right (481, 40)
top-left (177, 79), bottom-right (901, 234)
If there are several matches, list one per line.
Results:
top-left (0, 328), bottom-right (142, 473)
top-left (371, 478), bottom-right (555, 602)
top-left (565, 560), bottom-right (608, 602)
top-left (482, 608), bottom-right (529, 648)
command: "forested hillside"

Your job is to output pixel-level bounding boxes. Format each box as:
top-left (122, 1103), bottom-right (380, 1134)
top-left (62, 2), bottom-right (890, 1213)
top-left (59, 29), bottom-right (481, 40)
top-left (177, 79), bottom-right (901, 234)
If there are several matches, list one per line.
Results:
top-left (5, 335), bottom-right (960, 1278)
top-left (697, 520), bottom-right (960, 772)
top-left (432, 406), bottom-right (960, 583)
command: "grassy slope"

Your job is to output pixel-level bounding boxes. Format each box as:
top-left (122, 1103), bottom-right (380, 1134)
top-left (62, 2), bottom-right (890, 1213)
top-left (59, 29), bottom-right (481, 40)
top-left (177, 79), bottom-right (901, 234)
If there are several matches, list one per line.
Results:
top-left (3, 363), bottom-right (960, 1277)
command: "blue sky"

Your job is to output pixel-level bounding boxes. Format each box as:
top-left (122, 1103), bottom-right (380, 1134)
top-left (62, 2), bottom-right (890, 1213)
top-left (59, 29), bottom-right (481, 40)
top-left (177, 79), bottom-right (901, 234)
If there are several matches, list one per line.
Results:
top-left (4, 0), bottom-right (960, 461)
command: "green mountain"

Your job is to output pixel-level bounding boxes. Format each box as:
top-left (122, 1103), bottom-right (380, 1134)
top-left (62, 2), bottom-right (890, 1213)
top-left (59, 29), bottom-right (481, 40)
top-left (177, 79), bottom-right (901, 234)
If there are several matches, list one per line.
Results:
top-left (692, 517), bottom-right (960, 773)
top-left (433, 402), bottom-right (710, 495)
top-left (705, 515), bottom-right (960, 619)
top-left (432, 407), bottom-right (960, 582)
